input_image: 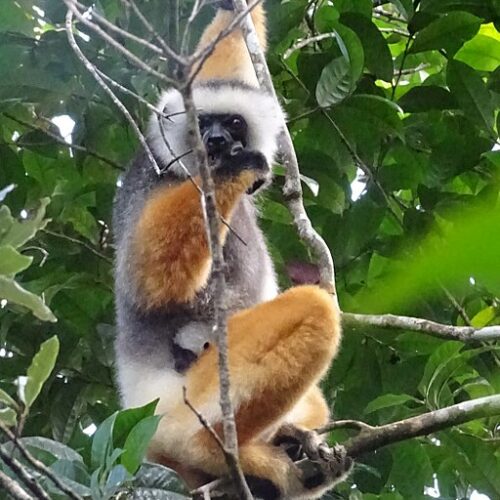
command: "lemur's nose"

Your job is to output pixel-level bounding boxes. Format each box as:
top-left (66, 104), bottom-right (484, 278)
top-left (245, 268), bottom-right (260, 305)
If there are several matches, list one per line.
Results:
top-left (207, 135), bottom-right (227, 151)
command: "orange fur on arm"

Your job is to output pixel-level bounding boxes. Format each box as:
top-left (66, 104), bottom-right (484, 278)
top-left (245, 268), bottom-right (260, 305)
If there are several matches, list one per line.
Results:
top-left (132, 172), bottom-right (256, 308)
top-left (194, 4), bottom-right (267, 84)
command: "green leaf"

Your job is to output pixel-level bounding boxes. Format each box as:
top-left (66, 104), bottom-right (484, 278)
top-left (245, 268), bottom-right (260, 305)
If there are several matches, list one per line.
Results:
top-left (128, 489), bottom-right (189, 499)
top-left (343, 95), bottom-right (403, 139)
top-left (316, 56), bottom-right (354, 107)
top-left (113, 399), bottom-right (159, 449)
top-left (410, 11), bottom-right (482, 54)
top-left (334, 0), bottom-right (372, 18)
top-left (14, 437), bottom-right (84, 463)
top-left (390, 0), bottom-right (414, 20)
top-left (0, 407), bottom-right (17, 426)
top-left (121, 415), bottom-right (162, 474)
top-left (91, 411), bottom-right (118, 470)
top-left (365, 394), bottom-right (421, 414)
top-left (334, 25), bottom-right (364, 82)
top-left (0, 388), bottom-right (18, 410)
top-left (390, 441), bottom-right (432, 496)
top-left (0, 245), bottom-right (33, 276)
top-left (398, 85), bottom-right (458, 112)
top-left (455, 33), bottom-right (500, 71)
top-left (340, 13), bottom-right (394, 82)
top-left (0, 276), bottom-right (57, 322)
top-left (105, 464), bottom-right (129, 493)
top-left (0, 1), bottom-right (35, 36)
top-left (0, 198), bottom-right (50, 248)
top-left (470, 306), bottom-right (496, 327)
top-left (447, 60), bottom-right (495, 132)
top-left (420, 0), bottom-right (495, 20)
top-left (316, 27), bottom-right (364, 107)
top-left (23, 335), bottom-right (60, 408)
top-left (0, 184), bottom-right (15, 203)
top-left (134, 462), bottom-right (188, 493)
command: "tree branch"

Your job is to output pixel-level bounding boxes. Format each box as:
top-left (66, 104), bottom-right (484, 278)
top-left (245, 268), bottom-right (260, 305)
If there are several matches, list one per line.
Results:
top-left (2, 112), bottom-right (123, 171)
top-left (344, 394), bottom-right (500, 457)
top-left (178, 82), bottom-right (252, 500)
top-left (232, 0), bottom-right (338, 299)
top-left (342, 312), bottom-right (500, 342)
top-left (64, 8), bottom-right (162, 176)
top-left (0, 447), bottom-right (50, 500)
top-left (64, 0), bottom-right (177, 85)
top-left (0, 422), bottom-right (83, 500)
top-left (0, 470), bottom-right (32, 500)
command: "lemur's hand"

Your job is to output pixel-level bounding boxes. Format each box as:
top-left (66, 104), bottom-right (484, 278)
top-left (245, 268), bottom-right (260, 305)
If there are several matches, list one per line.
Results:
top-left (215, 147), bottom-right (271, 194)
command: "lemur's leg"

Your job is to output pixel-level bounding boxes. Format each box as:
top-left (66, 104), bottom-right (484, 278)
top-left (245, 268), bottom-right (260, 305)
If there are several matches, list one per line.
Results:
top-left (155, 286), bottom-right (349, 498)
top-left (193, 2), bottom-right (267, 84)
top-left (272, 385), bottom-right (330, 461)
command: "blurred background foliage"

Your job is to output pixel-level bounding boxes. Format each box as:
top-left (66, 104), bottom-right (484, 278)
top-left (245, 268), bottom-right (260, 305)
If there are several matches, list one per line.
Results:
top-left (0, 0), bottom-right (499, 498)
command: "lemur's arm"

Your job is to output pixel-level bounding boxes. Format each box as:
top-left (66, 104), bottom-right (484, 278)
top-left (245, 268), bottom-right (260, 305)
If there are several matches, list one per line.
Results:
top-left (132, 151), bottom-right (267, 309)
top-left (194, 2), bottom-right (267, 84)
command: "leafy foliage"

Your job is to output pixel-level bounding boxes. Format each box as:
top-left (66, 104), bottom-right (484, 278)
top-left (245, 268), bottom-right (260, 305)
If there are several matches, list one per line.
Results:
top-left (0, 0), bottom-right (499, 499)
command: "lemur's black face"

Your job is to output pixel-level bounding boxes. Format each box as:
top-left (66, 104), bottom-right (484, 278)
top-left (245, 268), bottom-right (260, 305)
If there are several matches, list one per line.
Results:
top-left (198, 113), bottom-right (248, 161)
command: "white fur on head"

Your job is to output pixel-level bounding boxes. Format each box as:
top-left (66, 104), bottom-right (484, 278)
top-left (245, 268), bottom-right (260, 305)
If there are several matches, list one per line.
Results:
top-left (148, 81), bottom-right (285, 177)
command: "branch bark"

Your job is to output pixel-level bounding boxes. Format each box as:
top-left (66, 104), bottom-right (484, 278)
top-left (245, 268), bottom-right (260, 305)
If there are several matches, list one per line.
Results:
top-left (232, 0), bottom-right (338, 299)
top-left (0, 470), bottom-right (32, 500)
top-left (343, 394), bottom-right (500, 457)
top-left (342, 312), bottom-right (500, 342)
top-left (178, 82), bottom-right (252, 500)
top-left (0, 422), bottom-right (84, 500)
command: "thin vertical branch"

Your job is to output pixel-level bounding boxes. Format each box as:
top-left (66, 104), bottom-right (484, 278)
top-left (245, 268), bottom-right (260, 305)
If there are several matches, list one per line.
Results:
top-left (232, 0), bottom-right (338, 299)
top-left (64, 8), bottom-right (162, 176)
top-left (179, 82), bottom-right (253, 500)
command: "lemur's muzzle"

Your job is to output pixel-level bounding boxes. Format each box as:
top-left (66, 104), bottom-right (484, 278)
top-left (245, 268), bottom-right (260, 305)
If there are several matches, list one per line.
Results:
top-left (203, 122), bottom-right (233, 158)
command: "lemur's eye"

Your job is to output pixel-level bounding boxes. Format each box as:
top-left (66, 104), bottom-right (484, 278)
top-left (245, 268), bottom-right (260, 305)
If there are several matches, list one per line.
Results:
top-left (198, 115), bottom-right (208, 130)
top-left (229, 116), bottom-right (244, 129)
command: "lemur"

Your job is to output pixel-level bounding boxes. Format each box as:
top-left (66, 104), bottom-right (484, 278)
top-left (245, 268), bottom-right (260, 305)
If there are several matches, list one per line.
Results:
top-left (113, 2), bottom-right (352, 498)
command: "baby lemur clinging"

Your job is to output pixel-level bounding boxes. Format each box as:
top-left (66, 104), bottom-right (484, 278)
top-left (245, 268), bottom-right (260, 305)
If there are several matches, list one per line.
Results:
top-left (113, 2), bottom-right (351, 498)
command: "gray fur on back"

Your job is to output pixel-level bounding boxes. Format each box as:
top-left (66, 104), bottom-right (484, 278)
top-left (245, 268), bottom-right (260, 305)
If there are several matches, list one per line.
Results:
top-left (113, 81), bottom-right (281, 375)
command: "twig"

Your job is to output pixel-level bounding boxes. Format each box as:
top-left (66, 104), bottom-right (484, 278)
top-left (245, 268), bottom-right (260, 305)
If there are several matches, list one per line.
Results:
top-left (319, 111), bottom-right (403, 225)
top-left (2, 112), bottom-right (123, 170)
top-left (233, 0), bottom-right (338, 298)
top-left (373, 9), bottom-right (406, 23)
top-left (119, 0), bottom-right (185, 64)
top-left (70, 0), bottom-right (166, 55)
top-left (342, 312), bottom-right (500, 342)
top-left (64, 0), bottom-right (175, 86)
top-left (316, 419), bottom-right (374, 434)
top-left (0, 448), bottom-right (50, 500)
top-left (188, 0), bottom-right (264, 86)
top-left (0, 422), bottom-right (84, 500)
top-left (42, 229), bottom-right (113, 264)
top-left (194, 395), bottom-right (500, 497)
top-left (64, 8), bottom-right (162, 176)
top-left (183, 386), bottom-right (226, 452)
top-left (178, 84), bottom-right (252, 500)
top-left (283, 32), bottom-right (336, 60)
top-left (0, 470), bottom-right (32, 500)
top-left (181, 0), bottom-right (205, 55)
top-left (440, 284), bottom-right (472, 325)
top-left (391, 34), bottom-right (413, 100)
top-left (344, 394), bottom-right (500, 456)
top-left (96, 68), bottom-right (173, 119)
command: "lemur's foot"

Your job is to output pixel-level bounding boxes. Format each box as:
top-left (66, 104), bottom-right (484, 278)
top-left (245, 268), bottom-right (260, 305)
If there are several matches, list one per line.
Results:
top-left (298, 444), bottom-right (353, 491)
